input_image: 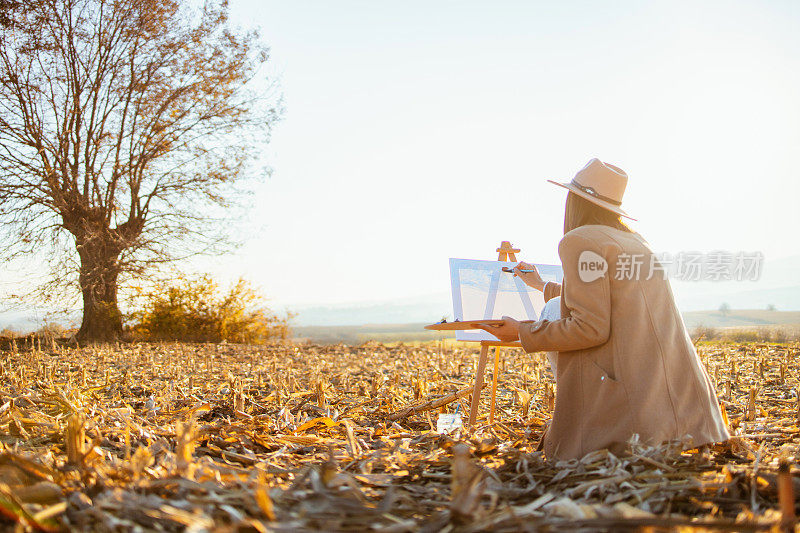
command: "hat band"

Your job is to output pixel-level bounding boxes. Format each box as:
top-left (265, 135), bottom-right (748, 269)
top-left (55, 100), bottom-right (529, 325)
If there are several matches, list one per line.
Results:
top-left (571, 180), bottom-right (622, 206)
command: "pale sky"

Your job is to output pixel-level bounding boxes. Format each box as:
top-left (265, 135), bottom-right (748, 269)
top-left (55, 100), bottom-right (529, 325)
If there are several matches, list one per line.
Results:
top-left (208, 0), bottom-right (800, 311)
top-left (6, 0), bottom-right (798, 325)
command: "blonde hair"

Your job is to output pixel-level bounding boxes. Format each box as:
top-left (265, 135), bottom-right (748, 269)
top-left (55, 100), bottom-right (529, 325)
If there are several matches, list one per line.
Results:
top-left (563, 192), bottom-right (632, 235)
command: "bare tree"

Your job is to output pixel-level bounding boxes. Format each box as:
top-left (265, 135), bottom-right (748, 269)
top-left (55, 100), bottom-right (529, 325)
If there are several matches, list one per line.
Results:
top-left (0, 0), bottom-right (280, 341)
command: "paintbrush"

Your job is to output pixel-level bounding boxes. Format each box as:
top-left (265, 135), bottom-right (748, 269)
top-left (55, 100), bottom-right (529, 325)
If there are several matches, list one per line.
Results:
top-left (501, 267), bottom-right (536, 274)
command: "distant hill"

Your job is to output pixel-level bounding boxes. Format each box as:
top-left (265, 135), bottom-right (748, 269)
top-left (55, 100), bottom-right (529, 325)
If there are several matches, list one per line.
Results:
top-left (680, 309), bottom-right (800, 328)
top-left (292, 323), bottom-right (448, 344)
top-left (293, 310), bottom-right (800, 344)
top-left (290, 293), bottom-right (451, 327)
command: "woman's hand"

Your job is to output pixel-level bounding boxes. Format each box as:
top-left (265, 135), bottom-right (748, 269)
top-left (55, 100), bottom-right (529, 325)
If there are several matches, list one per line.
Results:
top-left (514, 262), bottom-right (545, 292)
top-left (475, 316), bottom-right (521, 343)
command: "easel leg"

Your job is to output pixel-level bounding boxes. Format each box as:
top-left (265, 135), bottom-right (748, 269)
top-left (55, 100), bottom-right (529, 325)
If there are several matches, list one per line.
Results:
top-left (469, 343), bottom-right (490, 427)
top-left (490, 347), bottom-right (500, 423)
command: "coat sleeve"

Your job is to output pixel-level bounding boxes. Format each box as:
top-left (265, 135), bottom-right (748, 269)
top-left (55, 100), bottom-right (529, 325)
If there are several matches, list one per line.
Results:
top-left (519, 231), bottom-right (612, 353)
top-left (543, 281), bottom-right (561, 302)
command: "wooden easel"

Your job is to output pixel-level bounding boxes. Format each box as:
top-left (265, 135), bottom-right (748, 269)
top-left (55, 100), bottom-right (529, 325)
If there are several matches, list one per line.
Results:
top-left (468, 241), bottom-right (524, 427)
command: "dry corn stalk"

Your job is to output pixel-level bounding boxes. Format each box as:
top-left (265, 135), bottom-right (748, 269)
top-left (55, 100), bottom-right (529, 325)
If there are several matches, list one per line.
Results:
top-left (387, 383), bottom-right (483, 421)
top-left (778, 460), bottom-right (796, 530)
top-left (320, 445), bottom-right (338, 487)
top-left (344, 420), bottom-right (360, 457)
top-left (450, 442), bottom-right (485, 524)
top-left (796, 386), bottom-right (800, 424)
top-left (517, 388), bottom-right (533, 418)
top-left (15, 482), bottom-right (63, 504)
top-left (545, 383), bottom-right (555, 411)
top-left (65, 411), bottom-right (85, 466)
top-left (234, 378), bottom-right (245, 413)
top-left (746, 386), bottom-right (757, 421)
top-left (254, 471), bottom-right (276, 521)
top-left (130, 446), bottom-right (153, 479)
top-left (175, 420), bottom-right (196, 477)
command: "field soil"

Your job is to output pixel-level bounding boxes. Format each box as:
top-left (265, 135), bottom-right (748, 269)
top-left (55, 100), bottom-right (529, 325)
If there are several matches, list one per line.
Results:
top-left (0, 341), bottom-right (798, 531)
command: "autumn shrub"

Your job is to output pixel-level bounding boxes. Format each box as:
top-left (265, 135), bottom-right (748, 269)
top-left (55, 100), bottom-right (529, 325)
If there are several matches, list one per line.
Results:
top-left (724, 329), bottom-right (763, 343)
top-left (129, 275), bottom-right (291, 343)
top-left (767, 328), bottom-right (790, 343)
top-left (33, 323), bottom-right (72, 348)
top-left (690, 325), bottom-right (719, 342)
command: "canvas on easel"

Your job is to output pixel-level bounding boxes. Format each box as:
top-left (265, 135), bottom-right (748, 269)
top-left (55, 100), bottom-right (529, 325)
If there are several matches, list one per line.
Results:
top-left (449, 258), bottom-right (563, 342)
top-left (424, 241), bottom-right (564, 427)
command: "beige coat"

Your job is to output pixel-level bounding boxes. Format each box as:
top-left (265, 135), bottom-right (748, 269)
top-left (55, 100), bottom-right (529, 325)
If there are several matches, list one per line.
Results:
top-left (519, 225), bottom-right (729, 461)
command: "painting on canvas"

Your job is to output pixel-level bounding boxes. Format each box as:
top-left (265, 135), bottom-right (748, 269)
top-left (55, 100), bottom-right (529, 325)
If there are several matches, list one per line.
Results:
top-left (449, 258), bottom-right (563, 342)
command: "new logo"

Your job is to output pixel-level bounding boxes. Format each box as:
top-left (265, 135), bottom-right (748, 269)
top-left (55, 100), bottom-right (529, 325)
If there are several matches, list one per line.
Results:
top-left (578, 250), bottom-right (607, 282)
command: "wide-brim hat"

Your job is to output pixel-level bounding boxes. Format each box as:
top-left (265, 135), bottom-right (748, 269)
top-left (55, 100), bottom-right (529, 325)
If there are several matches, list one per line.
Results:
top-left (548, 158), bottom-right (636, 221)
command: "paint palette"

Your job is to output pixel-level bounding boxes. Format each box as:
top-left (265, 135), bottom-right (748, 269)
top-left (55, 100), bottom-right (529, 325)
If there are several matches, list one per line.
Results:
top-left (424, 319), bottom-right (506, 331)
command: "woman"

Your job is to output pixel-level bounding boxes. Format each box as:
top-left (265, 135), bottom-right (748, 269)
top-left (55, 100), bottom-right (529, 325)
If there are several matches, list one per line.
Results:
top-left (478, 159), bottom-right (729, 461)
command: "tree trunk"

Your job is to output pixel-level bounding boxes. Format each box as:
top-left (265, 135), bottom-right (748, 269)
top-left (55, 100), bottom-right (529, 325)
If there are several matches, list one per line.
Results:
top-left (76, 244), bottom-right (123, 343)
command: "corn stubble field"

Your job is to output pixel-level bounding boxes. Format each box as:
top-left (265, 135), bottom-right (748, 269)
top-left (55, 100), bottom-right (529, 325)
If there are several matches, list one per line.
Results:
top-left (0, 339), bottom-right (798, 532)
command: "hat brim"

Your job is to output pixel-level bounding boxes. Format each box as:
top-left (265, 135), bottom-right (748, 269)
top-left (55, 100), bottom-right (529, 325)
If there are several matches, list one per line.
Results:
top-left (547, 180), bottom-right (637, 221)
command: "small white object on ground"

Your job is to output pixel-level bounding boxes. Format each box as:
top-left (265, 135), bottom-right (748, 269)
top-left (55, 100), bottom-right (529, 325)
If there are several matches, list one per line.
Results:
top-left (436, 412), bottom-right (463, 434)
